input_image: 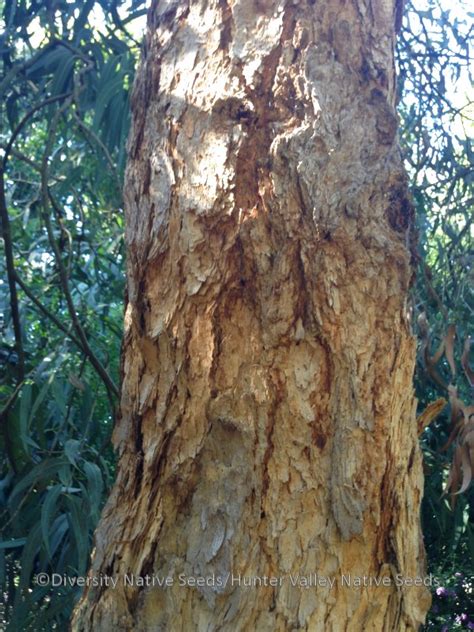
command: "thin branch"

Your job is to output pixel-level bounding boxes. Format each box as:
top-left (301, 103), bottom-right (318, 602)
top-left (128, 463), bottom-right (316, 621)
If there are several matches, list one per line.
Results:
top-left (2, 92), bottom-right (72, 170)
top-left (0, 93), bottom-right (74, 384)
top-left (0, 41), bottom-right (57, 97)
top-left (73, 112), bottom-right (123, 196)
top-left (422, 263), bottom-right (449, 321)
top-left (55, 39), bottom-right (94, 66)
top-left (49, 190), bottom-right (73, 278)
top-left (122, 8), bottom-right (148, 26)
top-left (14, 271), bottom-right (82, 348)
top-left (40, 106), bottom-right (119, 404)
top-left (0, 378), bottom-right (27, 426)
top-left (13, 273), bottom-right (119, 436)
top-left (0, 144), bottom-right (66, 182)
top-left (110, 4), bottom-right (142, 48)
top-left (0, 166), bottom-right (25, 380)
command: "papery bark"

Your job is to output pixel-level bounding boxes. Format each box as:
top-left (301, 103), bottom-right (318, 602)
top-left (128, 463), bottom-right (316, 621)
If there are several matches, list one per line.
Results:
top-left (73, 0), bottom-right (430, 629)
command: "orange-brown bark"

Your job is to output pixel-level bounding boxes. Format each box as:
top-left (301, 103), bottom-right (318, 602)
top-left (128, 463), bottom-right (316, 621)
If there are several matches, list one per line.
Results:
top-left (73, 1), bottom-right (430, 630)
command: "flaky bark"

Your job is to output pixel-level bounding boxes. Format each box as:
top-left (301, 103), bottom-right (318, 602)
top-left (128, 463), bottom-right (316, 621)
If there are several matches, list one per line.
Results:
top-left (73, 0), bottom-right (430, 630)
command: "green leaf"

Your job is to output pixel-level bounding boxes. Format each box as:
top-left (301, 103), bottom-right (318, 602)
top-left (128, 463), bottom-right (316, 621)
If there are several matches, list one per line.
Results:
top-left (51, 51), bottom-right (76, 96)
top-left (29, 375), bottom-right (54, 425)
top-left (64, 439), bottom-right (81, 466)
top-left (27, 46), bottom-right (71, 80)
top-left (83, 460), bottom-right (103, 518)
top-left (8, 457), bottom-right (69, 506)
top-left (19, 381), bottom-right (33, 454)
top-left (52, 378), bottom-right (68, 416)
top-left (58, 462), bottom-right (73, 488)
top-left (41, 484), bottom-right (62, 558)
top-left (0, 538), bottom-right (27, 549)
top-left (66, 495), bottom-right (89, 575)
top-left (18, 522), bottom-right (42, 594)
top-left (49, 513), bottom-right (69, 559)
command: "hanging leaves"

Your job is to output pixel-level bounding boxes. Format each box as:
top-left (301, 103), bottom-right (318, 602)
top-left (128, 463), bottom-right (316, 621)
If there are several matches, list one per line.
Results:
top-left (461, 337), bottom-right (474, 387)
top-left (417, 397), bottom-right (447, 436)
top-left (417, 316), bottom-right (473, 498)
top-left (445, 388), bottom-right (474, 499)
top-left (444, 324), bottom-right (457, 378)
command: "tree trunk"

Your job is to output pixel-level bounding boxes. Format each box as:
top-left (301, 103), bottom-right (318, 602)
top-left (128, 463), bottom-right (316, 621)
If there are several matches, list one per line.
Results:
top-left (73, 0), bottom-right (431, 629)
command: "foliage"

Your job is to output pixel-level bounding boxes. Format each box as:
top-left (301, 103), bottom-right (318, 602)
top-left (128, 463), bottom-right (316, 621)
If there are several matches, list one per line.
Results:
top-left (0, 0), bottom-right (145, 628)
top-left (0, 0), bottom-right (472, 629)
top-left (397, 0), bottom-right (474, 628)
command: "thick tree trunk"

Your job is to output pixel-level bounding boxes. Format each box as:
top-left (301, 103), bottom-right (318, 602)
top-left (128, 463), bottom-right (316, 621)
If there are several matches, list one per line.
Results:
top-left (73, 0), bottom-right (431, 629)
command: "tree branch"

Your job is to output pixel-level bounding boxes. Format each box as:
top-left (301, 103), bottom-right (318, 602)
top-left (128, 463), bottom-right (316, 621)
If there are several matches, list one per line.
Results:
top-left (40, 105), bottom-right (119, 404)
top-left (0, 41), bottom-right (57, 98)
top-left (0, 166), bottom-right (25, 380)
top-left (0, 93), bottom-right (76, 385)
top-left (72, 112), bottom-right (123, 196)
top-left (2, 92), bottom-right (72, 170)
top-left (13, 271), bottom-right (81, 348)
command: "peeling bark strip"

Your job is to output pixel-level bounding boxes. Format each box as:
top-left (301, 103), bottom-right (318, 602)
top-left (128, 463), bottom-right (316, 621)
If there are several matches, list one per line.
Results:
top-left (73, 1), bottom-right (430, 630)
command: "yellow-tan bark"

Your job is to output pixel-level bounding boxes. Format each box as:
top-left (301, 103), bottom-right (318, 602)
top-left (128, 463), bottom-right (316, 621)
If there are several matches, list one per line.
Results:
top-left (73, 0), bottom-right (430, 630)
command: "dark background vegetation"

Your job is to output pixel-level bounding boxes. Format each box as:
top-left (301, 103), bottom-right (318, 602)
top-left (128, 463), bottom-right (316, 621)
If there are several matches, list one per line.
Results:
top-left (0, 0), bottom-right (472, 629)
